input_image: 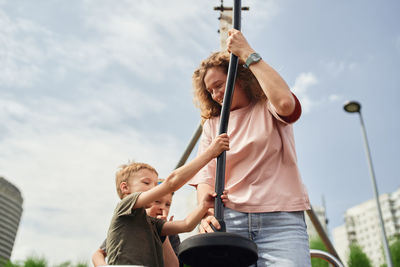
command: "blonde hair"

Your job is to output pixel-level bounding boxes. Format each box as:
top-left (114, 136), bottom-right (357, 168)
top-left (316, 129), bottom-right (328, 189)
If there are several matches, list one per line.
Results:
top-left (192, 51), bottom-right (267, 120)
top-left (115, 162), bottom-right (158, 199)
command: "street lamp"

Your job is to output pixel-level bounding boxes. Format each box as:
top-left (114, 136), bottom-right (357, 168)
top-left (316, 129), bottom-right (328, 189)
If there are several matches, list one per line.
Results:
top-left (343, 101), bottom-right (393, 267)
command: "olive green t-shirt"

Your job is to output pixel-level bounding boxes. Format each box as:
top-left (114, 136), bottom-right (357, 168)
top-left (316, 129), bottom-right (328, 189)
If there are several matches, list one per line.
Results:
top-left (106, 192), bottom-right (166, 266)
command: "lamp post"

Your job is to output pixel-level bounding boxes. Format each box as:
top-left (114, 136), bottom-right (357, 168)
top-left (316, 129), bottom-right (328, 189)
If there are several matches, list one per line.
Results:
top-left (343, 101), bottom-right (393, 267)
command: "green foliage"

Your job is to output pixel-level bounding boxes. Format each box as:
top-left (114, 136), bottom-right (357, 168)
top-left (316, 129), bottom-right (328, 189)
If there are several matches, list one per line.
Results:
top-left (381, 235), bottom-right (400, 267)
top-left (348, 243), bottom-right (372, 267)
top-left (52, 262), bottom-right (71, 267)
top-left (23, 257), bottom-right (47, 267)
top-left (1, 260), bottom-right (20, 267)
top-left (0, 256), bottom-right (88, 267)
top-left (390, 235), bottom-right (400, 267)
top-left (309, 237), bottom-right (329, 267)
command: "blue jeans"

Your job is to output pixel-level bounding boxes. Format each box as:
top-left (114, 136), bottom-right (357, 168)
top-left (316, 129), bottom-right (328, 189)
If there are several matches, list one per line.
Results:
top-left (224, 208), bottom-right (311, 267)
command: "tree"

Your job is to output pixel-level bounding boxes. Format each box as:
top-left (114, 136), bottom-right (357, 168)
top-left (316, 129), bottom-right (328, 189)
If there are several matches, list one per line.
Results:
top-left (381, 234), bottom-right (400, 267)
top-left (0, 256), bottom-right (88, 267)
top-left (1, 256), bottom-right (46, 267)
top-left (309, 237), bottom-right (329, 267)
top-left (348, 243), bottom-right (372, 267)
top-left (391, 235), bottom-right (400, 267)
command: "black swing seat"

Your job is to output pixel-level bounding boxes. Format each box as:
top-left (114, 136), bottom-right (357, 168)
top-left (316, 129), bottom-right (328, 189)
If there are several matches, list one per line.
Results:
top-left (178, 232), bottom-right (258, 267)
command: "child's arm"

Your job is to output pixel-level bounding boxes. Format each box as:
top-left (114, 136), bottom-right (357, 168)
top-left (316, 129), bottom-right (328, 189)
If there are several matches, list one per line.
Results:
top-left (163, 237), bottom-right (179, 267)
top-left (133, 133), bottom-right (229, 210)
top-left (92, 248), bottom-right (107, 267)
top-left (161, 192), bottom-right (216, 236)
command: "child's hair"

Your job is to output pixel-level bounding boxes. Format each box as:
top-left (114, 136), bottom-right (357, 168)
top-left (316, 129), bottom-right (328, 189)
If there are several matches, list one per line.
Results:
top-left (192, 51), bottom-right (266, 120)
top-left (115, 162), bottom-right (158, 199)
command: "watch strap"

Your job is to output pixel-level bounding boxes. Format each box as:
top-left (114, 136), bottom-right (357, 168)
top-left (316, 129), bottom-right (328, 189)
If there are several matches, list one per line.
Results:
top-left (244, 52), bottom-right (262, 69)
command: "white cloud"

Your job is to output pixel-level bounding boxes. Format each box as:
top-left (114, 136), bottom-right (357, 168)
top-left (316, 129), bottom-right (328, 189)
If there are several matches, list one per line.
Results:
top-left (77, 1), bottom-right (214, 80)
top-left (0, 1), bottom-right (214, 91)
top-left (329, 94), bottom-right (342, 103)
top-left (291, 72), bottom-right (318, 113)
top-left (325, 60), bottom-right (359, 77)
top-left (245, 0), bottom-right (281, 32)
top-left (0, 10), bottom-right (50, 88)
top-left (3, 118), bottom-right (185, 265)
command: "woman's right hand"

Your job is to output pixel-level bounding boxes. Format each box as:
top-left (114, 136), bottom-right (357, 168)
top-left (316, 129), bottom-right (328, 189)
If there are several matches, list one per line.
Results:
top-left (227, 29), bottom-right (255, 62)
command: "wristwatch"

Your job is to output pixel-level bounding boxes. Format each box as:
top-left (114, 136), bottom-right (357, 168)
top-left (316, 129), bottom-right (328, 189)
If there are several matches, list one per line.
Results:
top-left (244, 52), bottom-right (262, 69)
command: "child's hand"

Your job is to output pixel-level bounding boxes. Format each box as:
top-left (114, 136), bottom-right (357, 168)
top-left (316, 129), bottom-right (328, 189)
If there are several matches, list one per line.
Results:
top-left (156, 214), bottom-right (167, 221)
top-left (200, 192), bottom-right (217, 210)
top-left (208, 133), bottom-right (230, 158)
top-left (156, 215), bottom-right (174, 222)
top-left (200, 215), bottom-right (221, 233)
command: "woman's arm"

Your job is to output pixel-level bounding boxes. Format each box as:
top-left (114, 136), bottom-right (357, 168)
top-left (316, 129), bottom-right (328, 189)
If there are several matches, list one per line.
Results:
top-left (227, 29), bottom-right (295, 116)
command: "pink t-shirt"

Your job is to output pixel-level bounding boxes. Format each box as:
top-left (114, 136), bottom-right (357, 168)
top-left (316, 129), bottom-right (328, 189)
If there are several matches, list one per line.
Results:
top-left (190, 98), bottom-right (310, 213)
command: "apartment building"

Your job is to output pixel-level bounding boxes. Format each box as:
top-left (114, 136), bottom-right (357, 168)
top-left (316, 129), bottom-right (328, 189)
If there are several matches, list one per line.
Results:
top-left (333, 187), bottom-right (400, 266)
top-left (0, 177), bottom-right (23, 262)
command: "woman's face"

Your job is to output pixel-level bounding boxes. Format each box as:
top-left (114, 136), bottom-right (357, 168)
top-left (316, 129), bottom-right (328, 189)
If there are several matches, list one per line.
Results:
top-left (204, 67), bottom-right (227, 105)
top-left (204, 67), bottom-right (249, 110)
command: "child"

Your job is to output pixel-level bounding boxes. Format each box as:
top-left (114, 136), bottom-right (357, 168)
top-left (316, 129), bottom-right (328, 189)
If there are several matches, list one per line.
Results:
top-left (92, 186), bottom-right (180, 267)
top-left (106, 133), bottom-right (229, 266)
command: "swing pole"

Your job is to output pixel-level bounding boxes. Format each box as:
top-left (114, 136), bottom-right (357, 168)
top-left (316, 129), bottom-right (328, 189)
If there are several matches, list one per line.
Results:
top-left (214, 0), bottom-right (241, 232)
top-left (178, 2), bottom-right (259, 265)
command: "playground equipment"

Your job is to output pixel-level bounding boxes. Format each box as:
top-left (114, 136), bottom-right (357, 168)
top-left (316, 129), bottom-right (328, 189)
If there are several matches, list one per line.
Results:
top-left (310, 249), bottom-right (344, 267)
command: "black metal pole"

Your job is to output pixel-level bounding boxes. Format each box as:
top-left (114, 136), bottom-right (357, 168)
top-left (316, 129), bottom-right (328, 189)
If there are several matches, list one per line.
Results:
top-left (178, 3), bottom-right (258, 265)
top-left (214, 0), bottom-right (241, 232)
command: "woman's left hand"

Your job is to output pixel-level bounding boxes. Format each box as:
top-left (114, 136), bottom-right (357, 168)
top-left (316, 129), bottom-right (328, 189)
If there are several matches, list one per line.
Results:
top-left (221, 190), bottom-right (229, 205)
top-left (227, 29), bottom-right (255, 62)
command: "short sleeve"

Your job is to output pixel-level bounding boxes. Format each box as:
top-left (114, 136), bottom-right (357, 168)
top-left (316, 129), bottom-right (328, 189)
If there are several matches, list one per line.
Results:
top-left (188, 120), bottom-right (216, 187)
top-left (99, 239), bottom-right (106, 251)
top-left (267, 93), bottom-right (302, 124)
top-left (114, 192), bottom-right (142, 217)
top-left (150, 216), bottom-right (166, 242)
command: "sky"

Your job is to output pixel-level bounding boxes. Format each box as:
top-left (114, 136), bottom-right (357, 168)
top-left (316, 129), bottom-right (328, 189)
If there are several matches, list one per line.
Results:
top-left (0, 0), bottom-right (399, 264)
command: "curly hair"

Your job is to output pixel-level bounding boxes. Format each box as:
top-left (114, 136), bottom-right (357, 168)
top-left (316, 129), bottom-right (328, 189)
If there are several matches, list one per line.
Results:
top-left (192, 51), bottom-right (266, 120)
top-left (115, 162), bottom-right (158, 199)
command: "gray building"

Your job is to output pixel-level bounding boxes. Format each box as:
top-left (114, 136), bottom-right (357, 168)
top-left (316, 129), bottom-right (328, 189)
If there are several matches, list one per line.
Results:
top-left (0, 177), bottom-right (23, 263)
top-left (333, 187), bottom-right (400, 266)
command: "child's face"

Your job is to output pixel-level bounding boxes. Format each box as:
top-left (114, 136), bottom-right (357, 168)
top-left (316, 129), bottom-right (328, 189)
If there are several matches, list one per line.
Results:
top-left (125, 169), bottom-right (158, 195)
top-left (146, 193), bottom-right (173, 219)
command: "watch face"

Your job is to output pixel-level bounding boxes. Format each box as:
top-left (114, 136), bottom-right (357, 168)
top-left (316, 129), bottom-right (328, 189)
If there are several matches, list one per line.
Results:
top-left (251, 53), bottom-right (261, 61)
top-left (245, 53), bottom-right (262, 68)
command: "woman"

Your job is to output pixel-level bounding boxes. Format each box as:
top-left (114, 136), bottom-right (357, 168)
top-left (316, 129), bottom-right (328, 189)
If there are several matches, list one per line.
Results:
top-left (189, 29), bottom-right (311, 266)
